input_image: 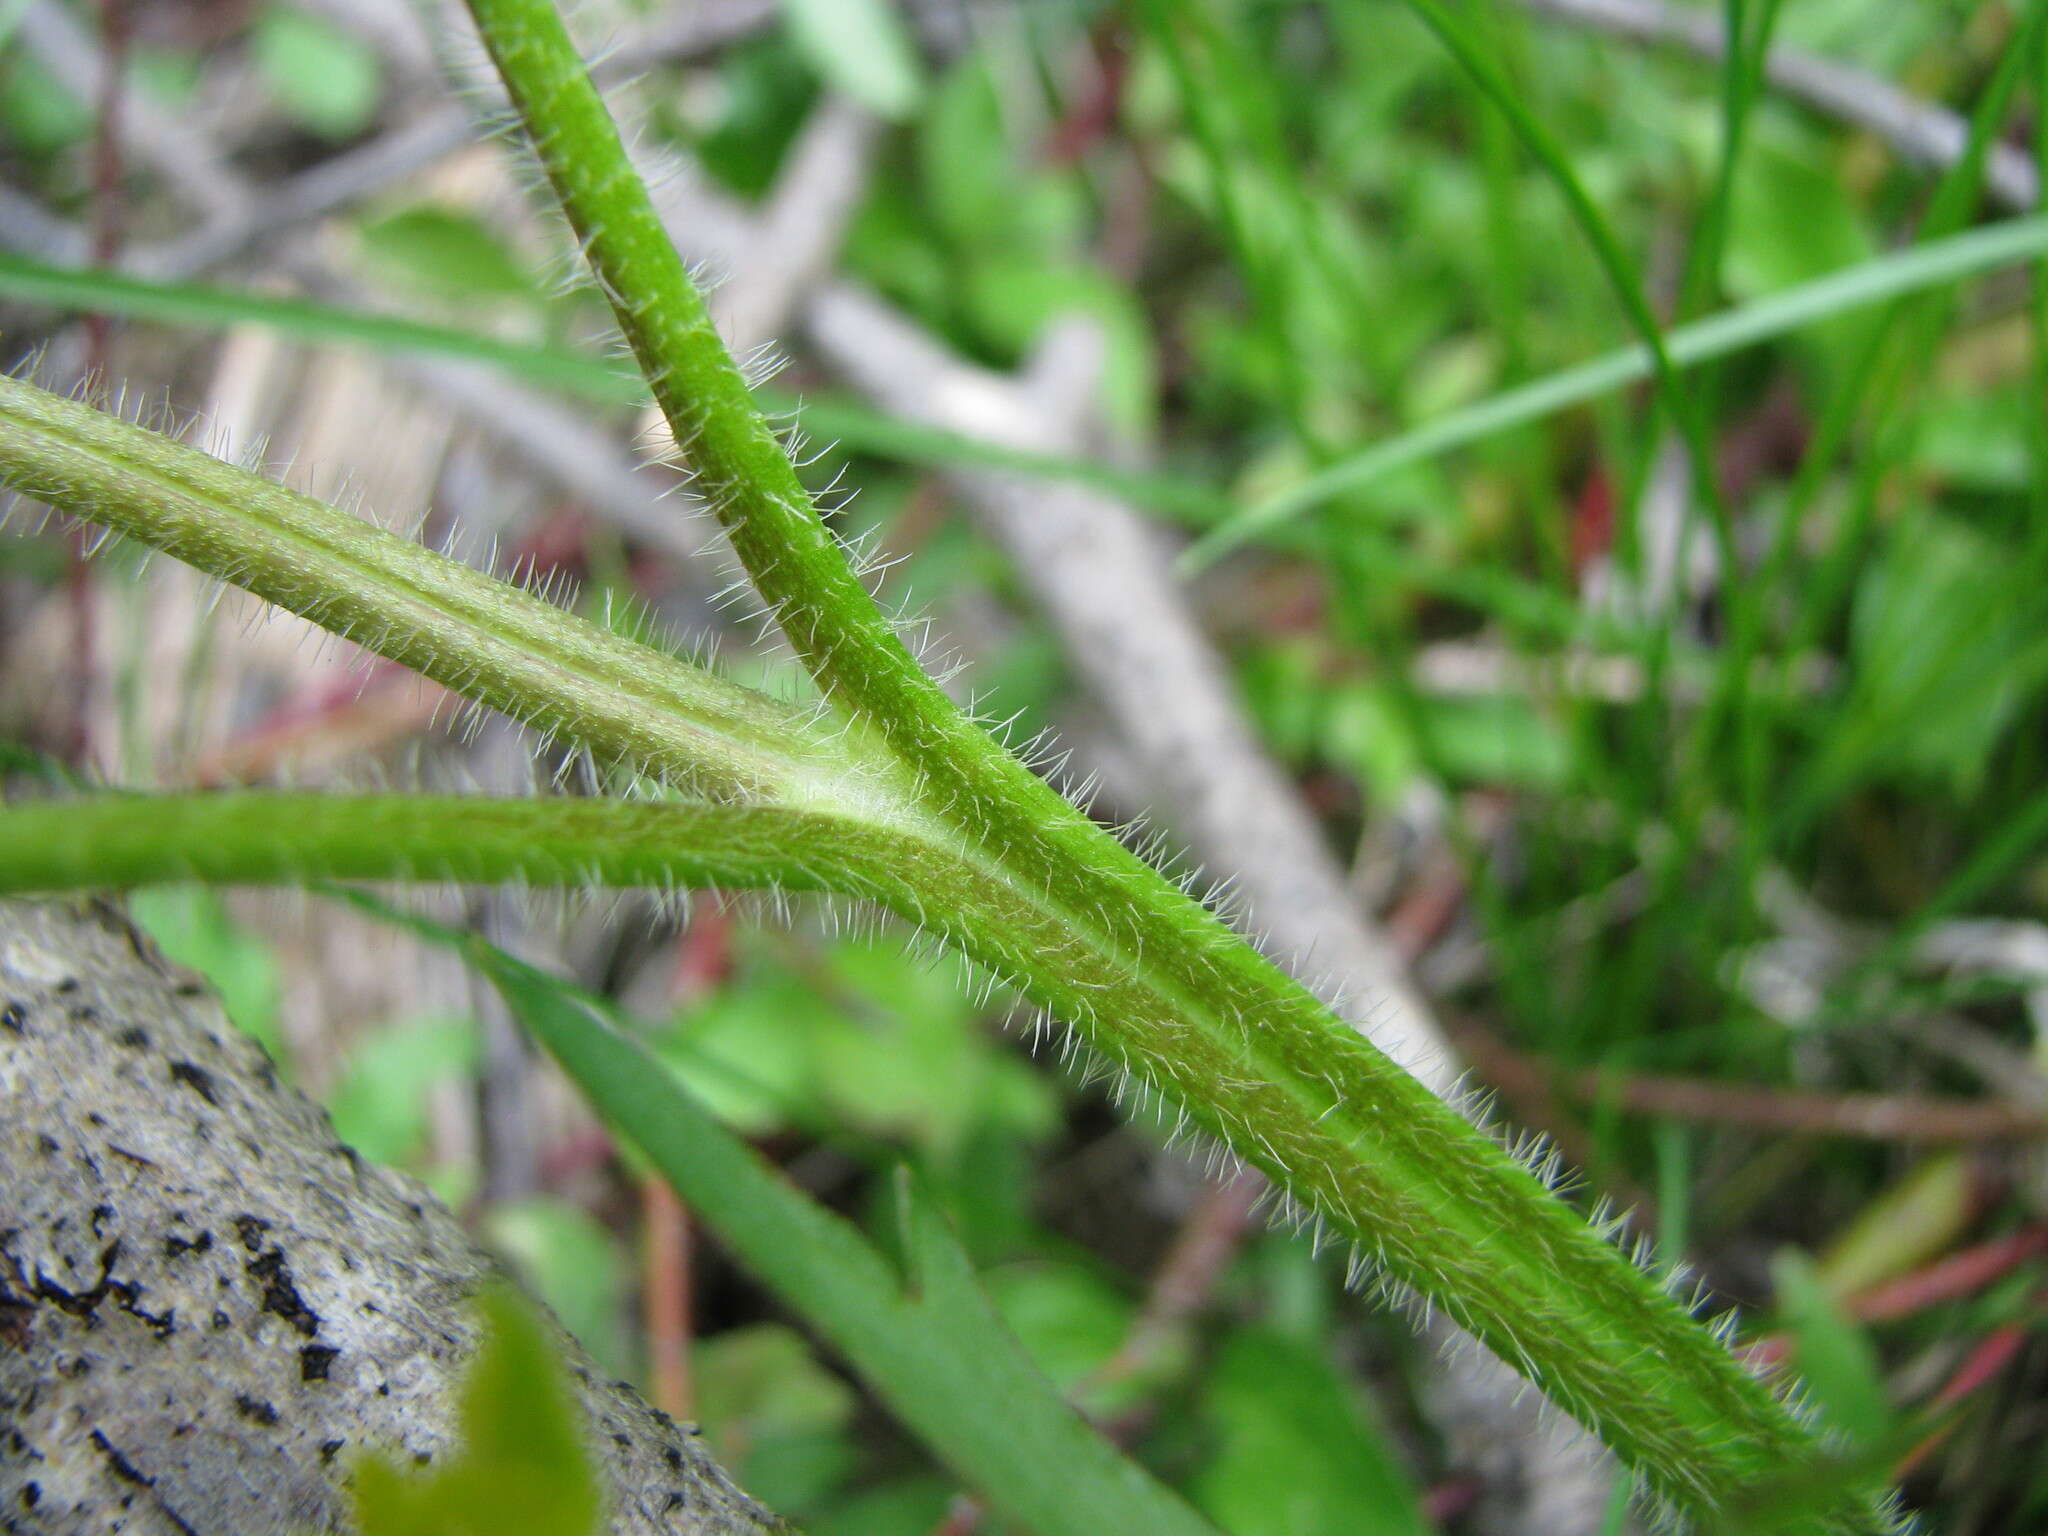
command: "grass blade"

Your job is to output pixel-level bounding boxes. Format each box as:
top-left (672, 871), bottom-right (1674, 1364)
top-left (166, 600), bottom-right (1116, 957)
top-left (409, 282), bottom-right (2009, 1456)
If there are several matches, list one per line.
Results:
top-left (352, 896), bottom-right (1227, 1536)
top-left (1181, 214), bottom-right (2048, 568)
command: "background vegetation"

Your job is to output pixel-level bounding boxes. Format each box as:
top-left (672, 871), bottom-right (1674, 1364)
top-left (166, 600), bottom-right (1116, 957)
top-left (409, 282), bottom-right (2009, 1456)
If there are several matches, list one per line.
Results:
top-left (3, 0), bottom-right (2046, 1530)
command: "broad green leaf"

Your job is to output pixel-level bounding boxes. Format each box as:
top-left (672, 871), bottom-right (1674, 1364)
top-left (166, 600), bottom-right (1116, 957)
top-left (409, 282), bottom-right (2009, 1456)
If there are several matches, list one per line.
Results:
top-left (963, 260), bottom-right (1159, 437)
top-left (920, 54), bottom-right (1011, 247)
top-left (484, 1198), bottom-right (630, 1381)
top-left (1726, 134), bottom-right (1874, 299)
top-left (350, 1283), bottom-right (604, 1536)
top-left (0, 48), bottom-right (89, 152)
top-left (812, 1477), bottom-right (955, 1536)
top-left (323, 1013), bottom-right (478, 1165)
top-left (781, 0), bottom-right (923, 120)
top-left (695, 1323), bottom-right (860, 1511)
top-left (984, 1261), bottom-right (1155, 1417)
top-left (1845, 513), bottom-right (2048, 795)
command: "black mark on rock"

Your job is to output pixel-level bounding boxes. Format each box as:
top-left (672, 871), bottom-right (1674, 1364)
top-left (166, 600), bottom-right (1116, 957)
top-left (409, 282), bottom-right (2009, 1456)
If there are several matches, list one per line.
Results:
top-left (90, 1430), bottom-right (151, 1487)
top-left (233, 1395), bottom-right (279, 1426)
top-left (167, 1061), bottom-right (220, 1106)
top-left (300, 1344), bottom-right (339, 1381)
top-left (247, 1248), bottom-right (320, 1336)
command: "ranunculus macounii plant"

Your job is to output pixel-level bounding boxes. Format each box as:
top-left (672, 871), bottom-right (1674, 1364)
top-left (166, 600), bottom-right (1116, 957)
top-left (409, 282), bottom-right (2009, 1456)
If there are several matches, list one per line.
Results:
top-left (0, 1), bottom-right (1891, 1530)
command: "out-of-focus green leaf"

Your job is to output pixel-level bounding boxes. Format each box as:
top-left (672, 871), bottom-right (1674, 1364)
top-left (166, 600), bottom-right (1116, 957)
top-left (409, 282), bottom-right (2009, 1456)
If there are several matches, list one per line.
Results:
top-left (660, 936), bottom-right (1056, 1158)
top-left (1727, 135), bottom-right (1873, 301)
top-left (1189, 1325), bottom-right (1428, 1536)
top-left (1813, 1152), bottom-right (1974, 1302)
top-left (0, 48), bottom-right (89, 152)
top-left (1419, 693), bottom-right (1575, 791)
top-left (963, 261), bottom-right (1158, 437)
top-left (781, 0), bottom-right (923, 120)
top-left (696, 1323), bottom-right (859, 1512)
top-left (251, 4), bottom-right (380, 140)
top-left (697, 1323), bottom-right (858, 1442)
top-left (985, 1261), bottom-right (1156, 1417)
top-left (1844, 512), bottom-right (2048, 795)
top-left (1914, 383), bottom-right (2039, 491)
top-left (350, 1284), bottom-right (603, 1536)
top-left (921, 54), bottom-right (1011, 248)
top-left (812, 1476), bottom-right (956, 1536)
top-left (1770, 1251), bottom-right (1893, 1448)
top-left (484, 1197), bottom-right (630, 1382)
top-left (324, 1014), bottom-right (476, 1166)
top-left (657, 967), bottom-right (816, 1134)
top-left (358, 206), bottom-right (540, 304)
top-left (129, 885), bottom-right (283, 1060)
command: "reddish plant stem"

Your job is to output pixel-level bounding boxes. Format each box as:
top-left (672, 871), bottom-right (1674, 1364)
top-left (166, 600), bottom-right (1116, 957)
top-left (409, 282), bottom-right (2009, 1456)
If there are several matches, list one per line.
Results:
top-left (1089, 1168), bottom-right (1266, 1392)
top-left (1039, 18), bottom-right (1130, 166)
top-left (1850, 1225), bottom-right (2048, 1323)
top-left (638, 908), bottom-right (736, 1423)
top-left (641, 1172), bottom-right (695, 1422)
top-left (1742, 1225), bottom-right (2045, 1376)
top-left (1453, 1021), bottom-right (2048, 1143)
top-left (1892, 1308), bottom-right (2038, 1479)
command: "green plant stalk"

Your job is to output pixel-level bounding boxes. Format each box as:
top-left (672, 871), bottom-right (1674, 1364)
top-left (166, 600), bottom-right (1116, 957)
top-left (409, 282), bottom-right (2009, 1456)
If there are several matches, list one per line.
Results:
top-left (0, 794), bottom-right (921, 898)
top-left (0, 364), bottom-right (1871, 1524)
top-left (0, 15), bottom-right (1873, 1525)
top-left (472, 1), bottom-right (1866, 1516)
top-left (0, 373), bottom-right (902, 811)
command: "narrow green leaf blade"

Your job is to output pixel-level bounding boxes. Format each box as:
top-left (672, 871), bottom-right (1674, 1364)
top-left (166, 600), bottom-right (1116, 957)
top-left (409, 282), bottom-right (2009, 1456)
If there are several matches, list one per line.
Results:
top-left (370, 902), bottom-right (1224, 1536)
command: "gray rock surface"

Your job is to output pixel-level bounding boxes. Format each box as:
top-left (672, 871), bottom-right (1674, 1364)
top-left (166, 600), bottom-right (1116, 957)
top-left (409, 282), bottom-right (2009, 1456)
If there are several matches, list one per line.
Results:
top-left (0, 897), bottom-right (785, 1536)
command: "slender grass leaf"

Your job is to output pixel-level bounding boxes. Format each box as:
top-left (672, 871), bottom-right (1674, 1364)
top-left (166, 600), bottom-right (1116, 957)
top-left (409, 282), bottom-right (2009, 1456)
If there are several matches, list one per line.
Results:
top-left (366, 900), bottom-right (1226, 1536)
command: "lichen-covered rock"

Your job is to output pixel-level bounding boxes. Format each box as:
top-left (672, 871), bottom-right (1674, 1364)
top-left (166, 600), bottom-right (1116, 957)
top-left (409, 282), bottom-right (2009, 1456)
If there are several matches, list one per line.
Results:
top-left (0, 897), bottom-right (785, 1536)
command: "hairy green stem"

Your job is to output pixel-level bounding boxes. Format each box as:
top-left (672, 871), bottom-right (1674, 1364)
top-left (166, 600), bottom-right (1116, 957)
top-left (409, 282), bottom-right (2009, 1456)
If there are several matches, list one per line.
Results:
top-left (472, 3), bottom-right (1866, 1521)
top-left (0, 2), bottom-right (1886, 1518)
top-left (0, 373), bottom-right (902, 816)
top-left (0, 370), bottom-right (1872, 1527)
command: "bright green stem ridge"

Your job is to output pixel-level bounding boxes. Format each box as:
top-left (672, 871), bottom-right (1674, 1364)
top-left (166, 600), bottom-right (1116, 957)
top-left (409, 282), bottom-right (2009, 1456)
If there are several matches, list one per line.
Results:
top-left (0, 372), bottom-right (901, 816)
top-left (0, 794), bottom-right (919, 898)
top-left (0, 391), bottom-right (1870, 1523)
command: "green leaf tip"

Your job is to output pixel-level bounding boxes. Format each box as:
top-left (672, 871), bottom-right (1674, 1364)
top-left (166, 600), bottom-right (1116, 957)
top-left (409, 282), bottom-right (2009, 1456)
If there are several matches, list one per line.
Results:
top-left (349, 1283), bottom-right (604, 1536)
